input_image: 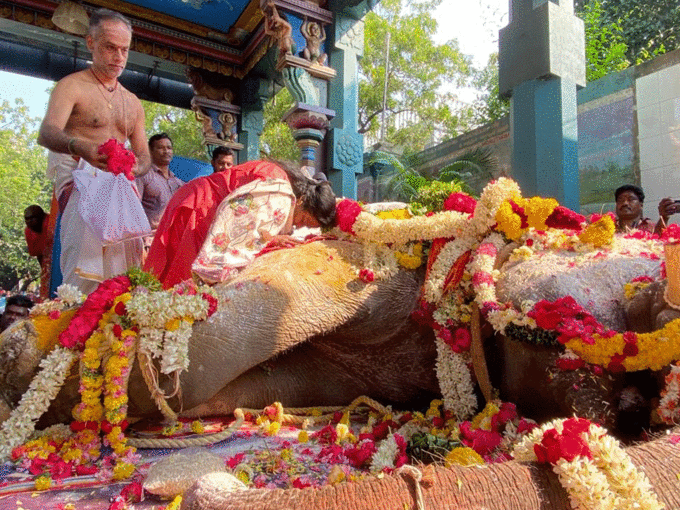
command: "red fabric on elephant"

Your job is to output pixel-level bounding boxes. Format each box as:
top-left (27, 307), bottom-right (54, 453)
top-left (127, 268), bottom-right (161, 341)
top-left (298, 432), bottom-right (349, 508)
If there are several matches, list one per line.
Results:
top-left (144, 160), bottom-right (289, 289)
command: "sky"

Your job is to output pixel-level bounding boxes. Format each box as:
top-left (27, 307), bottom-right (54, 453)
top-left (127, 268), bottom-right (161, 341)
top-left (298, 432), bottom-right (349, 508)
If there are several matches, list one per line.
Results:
top-left (0, 0), bottom-right (509, 119)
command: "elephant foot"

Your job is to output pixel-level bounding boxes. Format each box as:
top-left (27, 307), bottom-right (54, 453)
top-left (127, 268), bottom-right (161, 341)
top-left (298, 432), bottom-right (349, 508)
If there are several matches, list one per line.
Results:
top-left (548, 367), bottom-right (617, 431)
top-left (615, 385), bottom-right (651, 440)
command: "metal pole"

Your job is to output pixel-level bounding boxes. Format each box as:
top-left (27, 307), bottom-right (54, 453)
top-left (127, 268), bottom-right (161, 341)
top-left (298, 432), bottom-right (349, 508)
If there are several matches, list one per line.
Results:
top-left (380, 31), bottom-right (391, 142)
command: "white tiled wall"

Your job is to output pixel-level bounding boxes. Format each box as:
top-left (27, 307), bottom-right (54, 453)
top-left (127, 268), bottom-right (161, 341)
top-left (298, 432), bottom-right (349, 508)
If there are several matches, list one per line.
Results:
top-left (638, 64), bottom-right (680, 225)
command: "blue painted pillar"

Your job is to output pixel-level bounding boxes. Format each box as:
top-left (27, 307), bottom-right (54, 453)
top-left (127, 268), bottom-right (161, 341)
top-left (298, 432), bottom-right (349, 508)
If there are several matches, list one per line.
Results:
top-left (499, 0), bottom-right (585, 211)
top-left (511, 77), bottom-right (580, 208)
top-left (327, 13), bottom-right (364, 199)
top-left (239, 77), bottom-right (271, 163)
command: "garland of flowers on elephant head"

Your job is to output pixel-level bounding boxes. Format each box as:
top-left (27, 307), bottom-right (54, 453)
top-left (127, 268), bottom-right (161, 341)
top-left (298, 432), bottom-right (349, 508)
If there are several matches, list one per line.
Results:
top-left (335, 178), bottom-right (676, 509)
top-left (335, 178), bottom-right (680, 420)
top-left (0, 269), bottom-right (218, 487)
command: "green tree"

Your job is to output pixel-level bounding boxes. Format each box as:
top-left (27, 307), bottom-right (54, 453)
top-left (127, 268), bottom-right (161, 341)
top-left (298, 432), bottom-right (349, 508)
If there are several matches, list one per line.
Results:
top-left (576, 0), bottom-right (679, 64)
top-left (471, 53), bottom-right (509, 126)
top-left (260, 88), bottom-right (299, 161)
top-left (142, 101), bottom-right (207, 161)
top-left (372, 148), bottom-right (493, 206)
top-left (0, 99), bottom-right (50, 289)
top-left (579, 1), bottom-right (630, 82)
top-left (359, 0), bottom-right (474, 151)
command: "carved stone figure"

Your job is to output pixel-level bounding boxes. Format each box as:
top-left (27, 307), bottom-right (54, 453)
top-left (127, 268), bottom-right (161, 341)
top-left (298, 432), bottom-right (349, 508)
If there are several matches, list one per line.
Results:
top-left (263, 1), bottom-right (293, 59)
top-left (301, 17), bottom-right (327, 65)
top-left (186, 67), bottom-right (235, 102)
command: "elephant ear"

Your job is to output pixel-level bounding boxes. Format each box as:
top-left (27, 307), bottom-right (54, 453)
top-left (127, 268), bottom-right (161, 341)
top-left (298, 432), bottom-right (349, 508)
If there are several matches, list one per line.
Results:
top-left (181, 239), bottom-right (414, 408)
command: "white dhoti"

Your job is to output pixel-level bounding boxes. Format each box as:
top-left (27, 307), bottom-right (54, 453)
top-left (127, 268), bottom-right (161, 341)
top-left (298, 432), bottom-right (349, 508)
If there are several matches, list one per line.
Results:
top-left (48, 152), bottom-right (143, 295)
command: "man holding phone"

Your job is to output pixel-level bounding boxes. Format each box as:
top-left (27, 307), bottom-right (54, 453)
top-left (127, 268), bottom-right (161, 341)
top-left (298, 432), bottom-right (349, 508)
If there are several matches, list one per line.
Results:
top-left (614, 184), bottom-right (676, 235)
top-left (658, 197), bottom-right (680, 231)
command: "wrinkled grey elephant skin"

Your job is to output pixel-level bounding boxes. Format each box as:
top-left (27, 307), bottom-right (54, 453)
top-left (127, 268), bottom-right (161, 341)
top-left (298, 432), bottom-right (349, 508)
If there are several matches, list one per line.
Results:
top-left (24, 240), bottom-right (441, 426)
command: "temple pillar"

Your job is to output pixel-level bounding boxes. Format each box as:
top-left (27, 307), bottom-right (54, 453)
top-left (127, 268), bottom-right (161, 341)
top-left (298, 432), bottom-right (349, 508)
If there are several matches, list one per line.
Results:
top-left (239, 76), bottom-right (271, 162)
top-left (499, 0), bottom-right (585, 210)
top-left (327, 13), bottom-right (364, 199)
top-left (261, 0), bottom-right (337, 178)
top-left (186, 67), bottom-right (243, 161)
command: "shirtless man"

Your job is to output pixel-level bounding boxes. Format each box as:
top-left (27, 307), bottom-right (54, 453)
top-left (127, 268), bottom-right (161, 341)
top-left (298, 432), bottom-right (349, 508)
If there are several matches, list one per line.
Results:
top-left (37, 8), bottom-right (150, 294)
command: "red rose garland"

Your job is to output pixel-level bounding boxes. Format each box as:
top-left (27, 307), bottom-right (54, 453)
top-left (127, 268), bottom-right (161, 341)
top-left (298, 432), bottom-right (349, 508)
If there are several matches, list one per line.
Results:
top-left (545, 205), bottom-right (585, 230)
top-left (533, 417), bottom-right (592, 464)
top-left (336, 199), bottom-right (363, 234)
top-left (443, 192), bottom-right (477, 214)
top-left (58, 275), bottom-right (131, 350)
top-left (527, 296), bottom-right (614, 345)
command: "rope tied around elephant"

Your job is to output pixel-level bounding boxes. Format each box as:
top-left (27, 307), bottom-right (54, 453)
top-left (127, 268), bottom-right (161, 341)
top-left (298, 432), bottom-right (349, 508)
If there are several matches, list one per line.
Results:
top-left (125, 395), bottom-right (391, 449)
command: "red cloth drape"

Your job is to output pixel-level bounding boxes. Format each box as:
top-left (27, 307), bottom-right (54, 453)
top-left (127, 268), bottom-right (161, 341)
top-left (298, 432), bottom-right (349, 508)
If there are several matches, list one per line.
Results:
top-left (143, 161), bottom-right (289, 289)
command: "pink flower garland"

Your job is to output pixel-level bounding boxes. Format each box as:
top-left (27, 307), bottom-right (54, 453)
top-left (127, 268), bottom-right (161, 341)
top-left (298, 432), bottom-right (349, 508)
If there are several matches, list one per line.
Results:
top-left (58, 275), bottom-right (132, 351)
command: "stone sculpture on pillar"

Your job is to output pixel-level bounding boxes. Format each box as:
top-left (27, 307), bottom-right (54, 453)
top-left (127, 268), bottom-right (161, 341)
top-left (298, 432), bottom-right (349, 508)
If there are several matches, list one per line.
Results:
top-left (187, 67), bottom-right (244, 152)
top-left (260, 0), bottom-right (336, 175)
top-left (301, 16), bottom-right (327, 66)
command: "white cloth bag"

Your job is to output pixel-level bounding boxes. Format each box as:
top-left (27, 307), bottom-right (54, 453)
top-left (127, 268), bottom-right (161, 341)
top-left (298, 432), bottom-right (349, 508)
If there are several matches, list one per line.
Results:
top-left (72, 159), bottom-right (151, 245)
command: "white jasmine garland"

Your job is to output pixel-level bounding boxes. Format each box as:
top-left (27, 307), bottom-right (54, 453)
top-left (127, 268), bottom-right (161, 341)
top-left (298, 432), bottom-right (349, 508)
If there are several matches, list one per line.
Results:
top-left (56, 284), bottom-right (86, 306)
top-left (160, 320), bottom-right (193, 374)
top-left (469, 177), bottom-right (521, 237)
top-left (658, 362), bottom-right (680, 424)
top-left (586, 428), bottom-right (664, 510)
top-left (423, 238), bottom-right (475, 304)
top-left (435, 337), bottom-right (477, 420)
top-left (360, 242), bottom-right (399, 280)
top-left (553, 457), bottom-right (618, 510)
top-left (0, 346), bottom-right (77, 460)
top-left (127, 288), bottom-right (215, 375)
top-left (369, 433), bottom-right (401, 472)
top-left (352, 210), bottom-right (469, 245)
top-left (512, 419), bottom-right (664, 510)
top-left (29, 300), bottom-right (65, 317)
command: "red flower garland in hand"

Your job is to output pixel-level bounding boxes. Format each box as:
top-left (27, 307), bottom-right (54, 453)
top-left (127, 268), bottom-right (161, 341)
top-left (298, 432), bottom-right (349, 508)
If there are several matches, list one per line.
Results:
top-left (98, 139), bottom-right (136, 181)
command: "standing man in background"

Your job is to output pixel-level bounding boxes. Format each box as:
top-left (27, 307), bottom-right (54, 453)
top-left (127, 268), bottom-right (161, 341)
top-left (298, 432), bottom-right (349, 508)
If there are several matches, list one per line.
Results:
top-left (210, 146), bottom-right (235, 173)
top-left (37, 8), bottom-right (150, 294)
top-left (137, 133), bottom-right (183, 229)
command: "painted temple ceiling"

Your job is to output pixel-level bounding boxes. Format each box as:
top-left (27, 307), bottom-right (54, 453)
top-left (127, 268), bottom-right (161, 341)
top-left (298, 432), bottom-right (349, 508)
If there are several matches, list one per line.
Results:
top-left (0, 0), bottom-right (363, 102)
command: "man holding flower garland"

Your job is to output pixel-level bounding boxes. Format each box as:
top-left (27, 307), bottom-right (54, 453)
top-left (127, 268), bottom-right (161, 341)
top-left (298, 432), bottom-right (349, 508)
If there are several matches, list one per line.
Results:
top-left (37, 8), bottom-right (150, 295)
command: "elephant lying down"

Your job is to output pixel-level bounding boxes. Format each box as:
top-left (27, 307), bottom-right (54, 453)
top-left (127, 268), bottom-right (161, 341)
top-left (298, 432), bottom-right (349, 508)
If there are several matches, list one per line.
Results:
top-left (0, 232), bottom-right (671, 437)
top-left (0, 239), bottom-right (440, 427)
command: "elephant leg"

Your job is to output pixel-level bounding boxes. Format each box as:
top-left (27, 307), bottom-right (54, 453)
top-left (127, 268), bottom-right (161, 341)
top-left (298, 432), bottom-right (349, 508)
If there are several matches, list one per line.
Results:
top-left (180, 329), bottom-right (440, 419)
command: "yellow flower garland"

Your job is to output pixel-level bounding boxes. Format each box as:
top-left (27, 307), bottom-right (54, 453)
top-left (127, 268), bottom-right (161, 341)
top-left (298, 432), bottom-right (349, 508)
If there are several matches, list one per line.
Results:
top-left (32, 309), bottom-right (78, 352)
top-left (566, 318), bottom-right (680, 371)
top-left (445, 447), bottom-right (484, 467)
top-left (578, 215), bottom-right (615, 247)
